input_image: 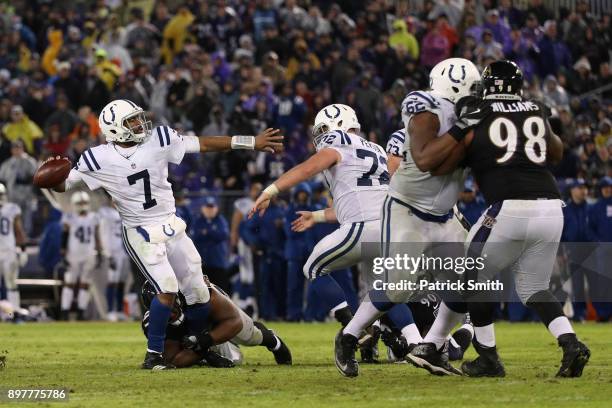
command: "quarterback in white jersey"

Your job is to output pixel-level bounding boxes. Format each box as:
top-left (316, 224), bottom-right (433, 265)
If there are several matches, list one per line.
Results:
top-left (43, 99), bottom-right (282, 369)
top-left (0, 183), bottom-right (27, 312)
top-left (98, 202), bottom-right (130, 320)
top-left (60, 191), bottom-right (101, 320)
top-left (337, 58), bottom-right (481, 377)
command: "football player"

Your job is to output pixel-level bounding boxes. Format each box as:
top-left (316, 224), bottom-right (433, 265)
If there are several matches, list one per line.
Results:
top-left (44, 99), bottom-right (282, 369)
top-left (335, 58), bottom-right (481, 377)
top-left (0, 183), bottom-right (28, 314)
top-left (252, 104), bottom-right (419, 375)
top-left (385, 129), bottom-right (405, 175)
top-left (98, 199), bottom-right (130, 321)
top-left (60, 191), bottom-right (102, 321)
top-left (408, 60), bottom-right (590, 378)
top-left (141, 278), bottom-right (292, 368)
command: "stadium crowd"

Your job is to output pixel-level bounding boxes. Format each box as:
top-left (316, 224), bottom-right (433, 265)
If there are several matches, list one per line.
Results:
top-left (0, 0), bottom-right (610, 321)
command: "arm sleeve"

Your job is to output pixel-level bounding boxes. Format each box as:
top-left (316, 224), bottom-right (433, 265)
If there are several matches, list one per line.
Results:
top-left (153, 126), bottom-right (187, 165)
top-left (386, 130), bottom-right (406, 157)
top-left (401, 91), bottom-right (442, 129)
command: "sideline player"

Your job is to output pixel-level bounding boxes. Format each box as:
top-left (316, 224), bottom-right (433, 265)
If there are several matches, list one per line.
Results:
top-left (408, 60), bottom-right (590, 378)
top-left (42, 99), bottom-right (282, 369)
top-left (60, 191), bottom-right (101, 321)
top-left (335, 58), bottom-right (481, 376)
top-left (0, 183), bottom-right (28, 314)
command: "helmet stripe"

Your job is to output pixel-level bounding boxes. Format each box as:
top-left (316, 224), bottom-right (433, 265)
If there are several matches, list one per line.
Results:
top-left (123, 99), bottom-right (137, 108)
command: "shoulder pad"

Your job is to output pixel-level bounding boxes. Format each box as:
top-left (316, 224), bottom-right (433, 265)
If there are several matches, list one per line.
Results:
top-left (402, 91), bottom-right (441, 116)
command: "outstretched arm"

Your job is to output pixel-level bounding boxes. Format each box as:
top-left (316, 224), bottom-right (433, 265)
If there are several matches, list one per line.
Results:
top-left (197, 128), bottom-right (284, 153)
top-left (249, 148), bottom-right (340, 218)
top-left (291, 207), bottom-right (337, 232)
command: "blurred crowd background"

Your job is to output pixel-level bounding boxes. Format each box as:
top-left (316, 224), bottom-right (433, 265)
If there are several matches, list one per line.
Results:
top-left (0, 0), bottom-right (610, 322)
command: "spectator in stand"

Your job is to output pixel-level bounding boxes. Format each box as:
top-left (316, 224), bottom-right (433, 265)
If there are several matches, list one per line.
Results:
top-left (274, 82), bottom-right (305, 135)
top-left (261, 51), bottom-right (286, 88)
top-left (420, 16), bottom-right (451, 69)
top-left (499, 0), bottom-right (525, 28)
top-left (537, 20), bottom-right (572, 78)
top-left (527, 0), bottom-right (554, 25)
top-left (389, 19), bottom-right (419, 61)
top-left (2, 105), bottom-right (42, 156)
top-left (475, 29), bottom-right (504, 66)
top-left (44, 95), bottom-right (78, 147)
top-left (483, 9), bottom-right (511, 46)
top-left (542, 75), bottom-right (569, 110)
top-left (503, 26), bottom-right (537, 82)
top-left (52, 61), bottom-right (81, 110)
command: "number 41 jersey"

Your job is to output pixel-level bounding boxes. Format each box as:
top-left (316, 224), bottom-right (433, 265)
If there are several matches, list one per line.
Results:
top-left (318, 130), bottom-right (389, 224)
top-left (466, 98), bottom-right (560, 204)
top-left (66, 126), bottom-right (188, 228)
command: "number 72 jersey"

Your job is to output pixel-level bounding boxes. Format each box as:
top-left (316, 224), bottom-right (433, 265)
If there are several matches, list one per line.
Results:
top-left (66, 126), bottom-right (188, 228)
top-left (318, 130), bottom-right (389, 224)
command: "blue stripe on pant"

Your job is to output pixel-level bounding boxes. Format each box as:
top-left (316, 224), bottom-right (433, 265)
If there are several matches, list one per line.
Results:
top-left (308, 222), bottom-right (364, 279)
top-left (121, 227), bottom-right (162, 293)
top-left (466, 202), bottom-right (503, 285)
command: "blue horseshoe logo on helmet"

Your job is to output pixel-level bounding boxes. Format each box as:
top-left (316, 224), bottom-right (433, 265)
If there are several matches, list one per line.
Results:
top-left (448, 64), bottom-right (466, 84)
top-left (324, 105), bottom-right (341, 119)
top-left (163, 224), bottom-right (175, 237)
top-left (102, 106), bottom-right (116, 125)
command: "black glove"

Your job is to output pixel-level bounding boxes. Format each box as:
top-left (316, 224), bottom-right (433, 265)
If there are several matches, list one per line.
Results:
top-left (182, 331), bottom-right (214, 353)
top-left (201, 349), bottom-right (235, 368)
top-left (448, 96), bottom-right (492, 142)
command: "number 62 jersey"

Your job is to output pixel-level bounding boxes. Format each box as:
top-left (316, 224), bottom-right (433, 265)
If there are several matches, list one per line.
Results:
top-left (317, 130), bottom-right (389, 225)
top-left (66, 126), bottom-right (188, 228)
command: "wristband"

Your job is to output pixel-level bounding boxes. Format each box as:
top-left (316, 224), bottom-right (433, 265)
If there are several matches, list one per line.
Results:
top-left (263, 183), bottom-right (280, 197)
top-left (231, 135), bottom-right (255, 150)
top-left (312, 210), bottom-right (326, 223)
top-left (448, 125), bottom-right (469, 142)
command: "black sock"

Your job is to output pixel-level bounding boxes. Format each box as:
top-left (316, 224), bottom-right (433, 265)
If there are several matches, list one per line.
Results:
top-left (468, 301), bottom-right (496, 327)
top-left (526, 290), bottom-right (564, 327)
top-left (334, 306), bottom-right (353, 327)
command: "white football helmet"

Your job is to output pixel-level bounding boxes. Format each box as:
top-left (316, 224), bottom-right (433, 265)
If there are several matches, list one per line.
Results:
top-left (99, 99), bottom-right (152, 143)
top-left (429, 58), bottom-right (481, 103)
top-left (71, 191), bottom-right (91, 213)
top-left (0, 183), bottom-right (6, 204)
top-left (312, 104), bottom-right (360, 148)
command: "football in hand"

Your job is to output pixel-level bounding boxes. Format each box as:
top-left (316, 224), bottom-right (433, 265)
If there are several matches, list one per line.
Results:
top-left (33, 157), bottom-right (72, 188)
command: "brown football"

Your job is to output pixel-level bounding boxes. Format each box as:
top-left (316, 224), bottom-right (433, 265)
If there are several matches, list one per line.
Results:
top-left (33, 157), bottom-right (72, 188)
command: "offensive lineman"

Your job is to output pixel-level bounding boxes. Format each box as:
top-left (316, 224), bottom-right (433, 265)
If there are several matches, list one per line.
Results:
top-left (408, 60), bottom-right (590, 378)
top-left (335, 58), bottom-right (481, 376)
top-left (0, 183), bottom-right (28, 314)
top-left (60, 191), bottom-right (102, 321)
top-left (43, 99), bottom-right (282, 369)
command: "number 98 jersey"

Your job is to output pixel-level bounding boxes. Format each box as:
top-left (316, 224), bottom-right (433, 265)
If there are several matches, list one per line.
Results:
top-left (318, 130), bottom-right (389, 224)
top-left (66, 126), bottom-right (188, 228)
top-left (466, 98), bottom-right (560, 204)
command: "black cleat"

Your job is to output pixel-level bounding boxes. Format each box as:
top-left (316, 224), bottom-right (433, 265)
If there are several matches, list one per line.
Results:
top-left (448, 324), bottom-right (474, 361)
top-left (461, 342), bottom-right (505, 377)
top-left (407, 343), bottom-right (462, 376)
top-left (359, 325), bottom-right (380, 364)
top-left (381, 328), bottom-right (412, 361)
top-left (141, 351), bottom-right (175, 370)
top-left (556, 334), bottom-right (590, 378)
top-left (334, 330), bottom-right (359, 377)
top-left (254, 321), bottom-right (292, 365)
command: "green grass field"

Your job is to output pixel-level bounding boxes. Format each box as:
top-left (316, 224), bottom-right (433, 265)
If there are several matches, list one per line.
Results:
top-left (0, 321), bottom-right (610, 407)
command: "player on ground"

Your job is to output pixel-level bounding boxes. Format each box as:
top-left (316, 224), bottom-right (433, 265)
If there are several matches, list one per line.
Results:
top-left (141, 278), bottom-right (292, 368)
top-left (251, 104), bottom-right (418, 374)
top-left (0, 183), bottom-right (28, 314)
top-left (42, 99), bottom-right (282, 369)
top-left (335, 58), bottom-right (481, 377)
top-left (408, 60), bottom-right (590, 378)
top-left (98, 200), bottom-right (130, 321)
top-left (60, 191), bottom-right (102, 321)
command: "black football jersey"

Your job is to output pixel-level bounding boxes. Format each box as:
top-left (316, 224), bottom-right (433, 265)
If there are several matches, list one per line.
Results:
top-left (465, 98), bottom-right (560, 204)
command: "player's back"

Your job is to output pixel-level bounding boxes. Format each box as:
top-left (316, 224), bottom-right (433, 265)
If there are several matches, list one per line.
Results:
top-left (63, 212), bottom-right (99, 259)
top-left (319, 130), bottom-right (389, 224)
top-left (466, 98), bottom-right (560, 204)
top-left (0, 203), bottom-right (20, 251)
top-left (390, 91), bottom-right (465, 216)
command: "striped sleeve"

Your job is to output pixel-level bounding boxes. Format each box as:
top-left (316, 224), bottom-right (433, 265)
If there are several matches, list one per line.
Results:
top-left (385, 129), bottom-right (405, 157)
top-left (154, 125), bottom-right (186, 164)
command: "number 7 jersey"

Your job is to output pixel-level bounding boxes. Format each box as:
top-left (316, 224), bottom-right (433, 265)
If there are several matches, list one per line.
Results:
top-left (318, 130), bottom-right (389, 224)
top-left (66, 126), bottom-right (188, 228)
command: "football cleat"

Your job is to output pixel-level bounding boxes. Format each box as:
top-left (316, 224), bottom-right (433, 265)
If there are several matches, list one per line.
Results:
top-left (556, 334), bottom-right (590, 378)
top-left (141, 351), bottom-right (175, 370)
top-left (254, 321), bottom-right (292, 365)
top-left (461, 342), bottom-right (505, 377)
top-left (334, 330), bottom-right (359, 377)
top-left (359, 325), bottom-right (380, 364)
top-left (407, 343), bottom-right (462, 376)
top-left (381, 328), bottom-right (412, 361)
top-left (202, 350), bottom-right (235, 368)
top-left (448, 324), bottom-right (474, 361)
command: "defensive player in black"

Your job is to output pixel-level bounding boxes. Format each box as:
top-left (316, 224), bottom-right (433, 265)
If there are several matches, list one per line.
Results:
top-left (406, 60), bottom-right (590, 378)
top-left (141, 278), bottom-right (292, 369)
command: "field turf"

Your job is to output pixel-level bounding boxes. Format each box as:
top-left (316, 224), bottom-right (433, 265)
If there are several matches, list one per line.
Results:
top-left (0, 321), bottom-right (610, 407)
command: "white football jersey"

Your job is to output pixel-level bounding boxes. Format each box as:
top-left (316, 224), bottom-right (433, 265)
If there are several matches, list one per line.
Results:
top-left (386, 129), bottom-right (406, 157)
top-left (66, 126), bottom-right (188, 228)
top-left (390, 91), bottom-right (465, 216)
top-left (98, 205), bottom-right (127, 255)
top-left (62, 212), bottom-right (99, 261)
top-left (318, 130), bottom-right (388, 224)
top-left (0, 202), bottom-right (21, 252)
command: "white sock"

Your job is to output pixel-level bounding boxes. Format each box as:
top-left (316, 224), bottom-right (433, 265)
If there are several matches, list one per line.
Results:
top-left (343, 301), bottom-right (384, 338)
top-left (61, 287), bottom-right (74, 310)
top-left (474, 323), bottom-right (496, 347)
top-left (330, 301), bottom-right (349, 314)
top-left (548, 316), bottom-right (575, 338)
top-left (400, 323), bottom-right (423, 345)
top-left (7, 290), bottom-right (20, 311)
top-left (77, 288), bottom-right (91, 310)
top-left (423, 302), bottom-right (464, 349)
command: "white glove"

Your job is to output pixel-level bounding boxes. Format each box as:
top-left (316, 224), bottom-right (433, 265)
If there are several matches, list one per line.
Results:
top-left (17, 248), bottom-right (28, 268)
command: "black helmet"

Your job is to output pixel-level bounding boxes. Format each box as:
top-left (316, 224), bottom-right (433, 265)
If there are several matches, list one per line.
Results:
top-left (140, 281), bottom-right (157, 310)
top-left (140, 282), bottom-right (186, 325)
top-left (481, 60), bottom-right (523, 98)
